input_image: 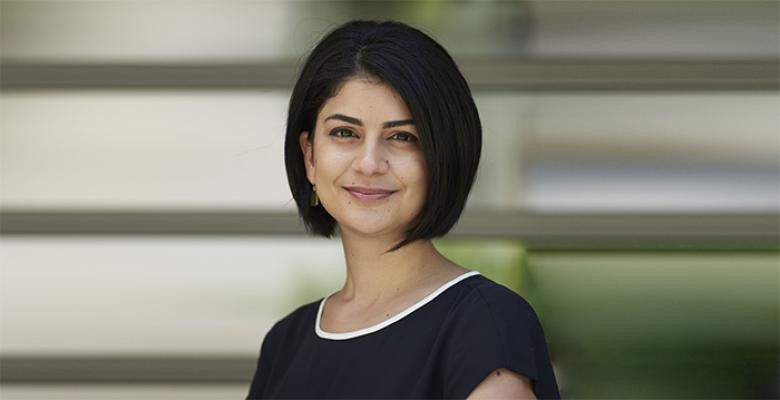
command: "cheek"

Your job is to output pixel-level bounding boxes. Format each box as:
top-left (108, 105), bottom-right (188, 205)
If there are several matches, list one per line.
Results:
top-left (313, 146), bottom-right (351, 177)
top-left (396, 155), bottom-right (428, 199)
top-left (399, 154), bottom-right (427, 184)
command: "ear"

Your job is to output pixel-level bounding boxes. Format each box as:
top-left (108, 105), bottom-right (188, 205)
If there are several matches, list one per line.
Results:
top-left (299, 131), bottom-right (315, 185)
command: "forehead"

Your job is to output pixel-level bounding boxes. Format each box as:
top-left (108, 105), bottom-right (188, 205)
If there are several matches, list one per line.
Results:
top-left (319, 78), bottom-right (412, 122)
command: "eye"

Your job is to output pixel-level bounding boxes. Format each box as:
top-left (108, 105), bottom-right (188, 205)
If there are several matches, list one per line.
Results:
top-left (328, 127), bottom-right (357, 138)
top-left (390, 132), bottom-right (419, 143)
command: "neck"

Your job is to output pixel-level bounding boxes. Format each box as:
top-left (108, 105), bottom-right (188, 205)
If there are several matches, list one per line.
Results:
top-left (335, 228), bottom-right (454, 307)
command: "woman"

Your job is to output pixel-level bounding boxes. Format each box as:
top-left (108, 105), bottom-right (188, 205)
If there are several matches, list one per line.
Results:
top-left (247, 20), bottom-right (560, 399)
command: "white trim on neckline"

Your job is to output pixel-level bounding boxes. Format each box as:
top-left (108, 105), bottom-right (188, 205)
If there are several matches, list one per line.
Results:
top-left (315, 270), bottom-right (481, 340)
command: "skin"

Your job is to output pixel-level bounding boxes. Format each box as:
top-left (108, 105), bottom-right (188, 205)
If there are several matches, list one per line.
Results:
top-left (468, 368), bottom-right (537, 399)
top-left (299, 77), bottom-right (535, 399)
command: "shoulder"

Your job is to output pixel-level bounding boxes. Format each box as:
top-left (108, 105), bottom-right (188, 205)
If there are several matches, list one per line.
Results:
top-left (451, 275), bottom-right (549, 356)
top-left (247, 299), bottom-right (323, 398)
top-left (438, 274), bottom-right (556, 398)
top-left (437, 274), bottom-right (545, 360)
top-left (453, 275), bottom-right (538, 322)
top-left (265, 298), bottom-right (322, 341)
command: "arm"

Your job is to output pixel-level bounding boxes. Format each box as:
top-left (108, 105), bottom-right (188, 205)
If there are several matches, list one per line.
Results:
top-left (467, 368), bottom-right (537, 400)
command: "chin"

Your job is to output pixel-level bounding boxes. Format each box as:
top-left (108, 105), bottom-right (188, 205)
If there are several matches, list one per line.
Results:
top-left (325, 205), bottom-right (419, 239)
top-left (337, 218), bottom-right (407, 239)
top-left (340, 223), bottom-right (396, 238)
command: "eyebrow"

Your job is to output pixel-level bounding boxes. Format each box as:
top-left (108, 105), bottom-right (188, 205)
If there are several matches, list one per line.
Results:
top-left (324, 113), bottom-right (414, 129)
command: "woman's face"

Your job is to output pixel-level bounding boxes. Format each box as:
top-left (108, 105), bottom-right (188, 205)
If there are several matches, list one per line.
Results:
top-left (300, 77), bottom-right (427, 240)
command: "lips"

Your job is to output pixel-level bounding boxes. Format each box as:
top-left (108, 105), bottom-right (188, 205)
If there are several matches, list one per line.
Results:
top-left (344, 186), bottom-right (396, 201)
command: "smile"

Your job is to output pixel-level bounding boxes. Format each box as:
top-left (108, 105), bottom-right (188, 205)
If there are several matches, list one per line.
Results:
top-left (344, 186), bottom-right (396, 201)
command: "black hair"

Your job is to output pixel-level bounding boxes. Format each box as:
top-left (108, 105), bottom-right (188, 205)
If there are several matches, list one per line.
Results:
top-left (284, 20), bottom-right (481, 251)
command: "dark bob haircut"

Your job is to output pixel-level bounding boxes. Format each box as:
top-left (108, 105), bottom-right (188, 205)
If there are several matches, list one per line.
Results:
top-left (285, 20), bottom-right (482, 251)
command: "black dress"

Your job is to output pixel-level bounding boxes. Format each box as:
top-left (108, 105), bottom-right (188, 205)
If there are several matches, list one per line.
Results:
top-left (247, 271), bottom-right (560, 399)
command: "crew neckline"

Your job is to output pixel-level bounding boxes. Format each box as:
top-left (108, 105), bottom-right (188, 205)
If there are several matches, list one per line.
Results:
top-left (315, 270), bottom-right (480, 340)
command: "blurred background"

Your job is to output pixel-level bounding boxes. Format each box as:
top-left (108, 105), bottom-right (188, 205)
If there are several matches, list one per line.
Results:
top-left (1, 0), bottom-right (778, 398)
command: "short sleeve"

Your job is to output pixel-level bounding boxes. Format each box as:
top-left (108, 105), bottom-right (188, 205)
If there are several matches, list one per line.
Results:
top-left (245, 322), bottom-right (281, 400)
top-left (440, 285), bottom-right (560, 399)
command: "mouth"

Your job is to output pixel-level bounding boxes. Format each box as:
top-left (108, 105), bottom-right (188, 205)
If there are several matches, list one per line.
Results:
top-left (344, 186), bottom-right (397, 201)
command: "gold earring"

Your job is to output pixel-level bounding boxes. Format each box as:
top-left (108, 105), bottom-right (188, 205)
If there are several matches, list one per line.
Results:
top-left (310, 185), bottom-right (319, 207)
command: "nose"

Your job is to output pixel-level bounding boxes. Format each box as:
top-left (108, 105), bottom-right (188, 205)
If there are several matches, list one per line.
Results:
top-left (353, 140), bottom-right (389, 175)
